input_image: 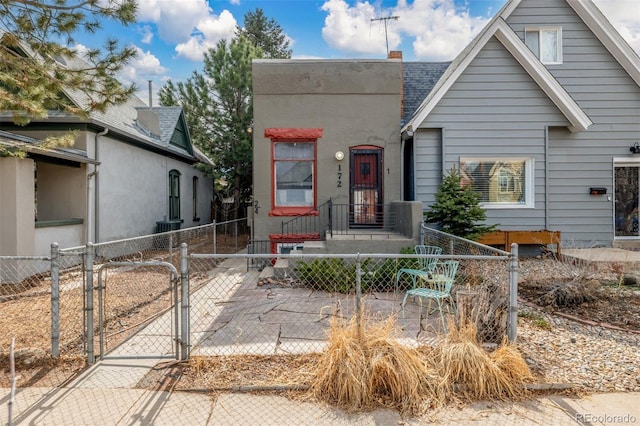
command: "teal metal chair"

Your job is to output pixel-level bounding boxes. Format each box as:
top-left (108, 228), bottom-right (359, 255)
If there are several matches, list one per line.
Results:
top-left (401, 260), bottom-right (459, 330)
top-left (394, 245), bottom-right (442, 293)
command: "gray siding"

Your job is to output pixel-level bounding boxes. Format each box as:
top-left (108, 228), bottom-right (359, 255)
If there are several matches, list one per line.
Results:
top-left (414, 129), bottom-right (442, 209)
top-left (508, 0), bottom-right (640, 245)
top-left (414, 0), bottom-right (640, 246)
top-left (415, 37), bottom-right (568, 230)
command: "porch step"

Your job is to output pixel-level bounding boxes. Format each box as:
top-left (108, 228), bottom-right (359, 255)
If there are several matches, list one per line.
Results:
top-left (258, 266), bottom-right (274, 280)
top-left (327, 231), bottom-right (408, 240)
top-left (273, 258), bottom-right (288, 279)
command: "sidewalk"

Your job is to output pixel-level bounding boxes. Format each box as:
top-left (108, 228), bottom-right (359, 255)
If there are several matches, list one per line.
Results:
top-left (3, 368), bottom-right (639, 426)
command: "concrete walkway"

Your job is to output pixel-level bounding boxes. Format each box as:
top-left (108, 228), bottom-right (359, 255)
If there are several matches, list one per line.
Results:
top-left (3, 252), bottom-right (640, 425)
top-left (3, 382), bottom-right (639, 425)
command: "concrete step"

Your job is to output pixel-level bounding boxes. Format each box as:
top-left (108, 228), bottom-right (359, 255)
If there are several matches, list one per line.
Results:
top-left (273, 258), bottom-right (288, 279)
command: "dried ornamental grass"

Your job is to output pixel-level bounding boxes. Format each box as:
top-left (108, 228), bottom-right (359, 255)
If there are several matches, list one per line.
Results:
top-left (434, 319), bottom-right (532, 401)
top-left (310, 313), bottom-right (442, 415)
top-left (490, 340), bottom-right (534, 385)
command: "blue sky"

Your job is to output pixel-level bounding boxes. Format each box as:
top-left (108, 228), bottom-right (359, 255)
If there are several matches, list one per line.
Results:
top-left (77, 0), bottom-right (640, 104)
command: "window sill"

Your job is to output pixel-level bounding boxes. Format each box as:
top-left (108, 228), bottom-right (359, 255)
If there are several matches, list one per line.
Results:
top-left (269, 208), bottom-right (319, 217)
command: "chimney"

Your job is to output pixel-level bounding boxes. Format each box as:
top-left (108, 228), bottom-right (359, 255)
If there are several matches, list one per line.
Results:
top-left (148, 80), bottom-right (153, 107)
top-left (387, 51), bottom-right (403, 119)
top-left (388, 50), bottom-right (402, 60)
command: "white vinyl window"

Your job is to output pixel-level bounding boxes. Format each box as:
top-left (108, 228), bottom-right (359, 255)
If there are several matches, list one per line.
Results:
top-left (525, 27), bottom-right (562, 64)
top-left (459, 158), bottom-right (534, 208)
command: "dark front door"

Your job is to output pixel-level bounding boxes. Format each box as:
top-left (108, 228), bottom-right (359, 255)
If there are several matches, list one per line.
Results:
top-left (615, 165), bottom-right (640, 238)
top-left (350, 148), bottom-right (383, 227)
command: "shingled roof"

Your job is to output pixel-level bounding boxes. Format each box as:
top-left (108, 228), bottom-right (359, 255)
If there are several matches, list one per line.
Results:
top-left (402, 62), bottom-right (451, 126)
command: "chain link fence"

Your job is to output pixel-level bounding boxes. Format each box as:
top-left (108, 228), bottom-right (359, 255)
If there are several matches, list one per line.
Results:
top-left (185, 242), bottom-right (516, 361)
top-left (3, 221), bottom-right (520, 424)
top-left (421, 225), bottom-right (517, 344)
top-left (0, 220), bottom-right (248, 386)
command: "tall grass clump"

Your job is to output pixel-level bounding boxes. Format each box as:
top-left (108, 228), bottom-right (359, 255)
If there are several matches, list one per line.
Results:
top-left (310, 312), bottom-right (442, 416)
top-left (433, 318), bottom-right (533, 401)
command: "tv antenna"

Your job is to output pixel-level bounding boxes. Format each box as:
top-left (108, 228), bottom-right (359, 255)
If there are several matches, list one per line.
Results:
top-left (371, 15), bottom-right (399, 55)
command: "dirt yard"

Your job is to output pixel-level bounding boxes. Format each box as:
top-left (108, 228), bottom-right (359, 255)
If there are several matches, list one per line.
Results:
top-left (518, 258), bottom-right (640, 331)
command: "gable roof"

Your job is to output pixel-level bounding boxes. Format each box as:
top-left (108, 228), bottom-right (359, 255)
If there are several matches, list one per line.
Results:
top-left (565, 0), bottom-right (640, 87)
top-left (404, 0), bottom-right (640, 135)
top-left (0, 46), bottom-right (211, 166)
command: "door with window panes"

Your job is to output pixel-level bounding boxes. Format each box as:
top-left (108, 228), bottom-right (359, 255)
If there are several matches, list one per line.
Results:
top-left (615, 164), bottom-right (640, 237)
top-left (350, 148), bottom-right (383, 227)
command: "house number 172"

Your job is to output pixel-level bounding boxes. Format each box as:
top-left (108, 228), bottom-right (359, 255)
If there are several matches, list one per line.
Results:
top-left (337, 164), bottom-right (342, 187)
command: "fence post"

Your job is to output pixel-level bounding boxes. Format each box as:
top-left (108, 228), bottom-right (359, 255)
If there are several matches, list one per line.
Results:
top-left (180, 243), bottom-right (190, 360)
top-left (213, 220), bottom-right (217, 254)
top-left (84, 242), bottom-right (96, 364)
top-left (355, 253), bottom-right (362, 338)
top-left (508, 243), bottom-right (519, 342)
top-left (169, 233), bottom-right (174, 265)
top-left (50, 243), bottom-right (60, 358)
top-left (234, 220), bottom-right (238, 253)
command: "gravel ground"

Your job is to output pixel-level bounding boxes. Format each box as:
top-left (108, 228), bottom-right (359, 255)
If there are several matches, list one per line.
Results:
top-left (516, 257), bottom-right (640, 393)
top-left (517, 307), bottom-right (640, 393)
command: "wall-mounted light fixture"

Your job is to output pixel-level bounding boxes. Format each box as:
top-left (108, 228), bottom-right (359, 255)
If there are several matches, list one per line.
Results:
top-left (630, 142), bottom-right (640, 154)
top-left (335, 151), bottom-right (345, 161)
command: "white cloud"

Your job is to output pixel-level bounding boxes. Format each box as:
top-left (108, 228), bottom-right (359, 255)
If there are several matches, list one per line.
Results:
top-left (321, 0), bottom-right (401, 55)
top-left (137, 0), bottom-right (211, 43)
top-left (136, 0), bottom-right (237, 61)
top-left (320, 0), bottom-right (487, 59)
top-left (119, 46), bottom-right (167, 93)
top-left (593, 0), bottom-right (640, 53)
top-left (174, 10), bottom-right (238, 61)
top-left (396, 0), bottom-right (488, 60)
top-left (139, 25), bottom-right (154, 44)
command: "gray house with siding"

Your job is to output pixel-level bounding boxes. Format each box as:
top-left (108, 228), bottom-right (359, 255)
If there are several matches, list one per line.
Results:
top-left (402, 0), bottom-right (640, 248)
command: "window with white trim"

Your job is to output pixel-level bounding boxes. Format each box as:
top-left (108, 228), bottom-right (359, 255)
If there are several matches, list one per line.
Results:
top-left (274, 141), bottom-right (315, 207)
top-left (525, 27), bottom-right (562, 64)
top-left (460, 158), bottom-right (534, 208)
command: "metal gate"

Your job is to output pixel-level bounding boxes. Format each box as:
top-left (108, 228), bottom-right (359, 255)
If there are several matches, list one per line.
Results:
top-left (89, 261), bottom-right (181, 361)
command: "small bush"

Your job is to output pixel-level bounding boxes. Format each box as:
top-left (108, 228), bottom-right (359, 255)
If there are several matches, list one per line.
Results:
top-left (538, 279), bottom-right (599, 308)
top-left (295, 247), bottom-right (420, 293)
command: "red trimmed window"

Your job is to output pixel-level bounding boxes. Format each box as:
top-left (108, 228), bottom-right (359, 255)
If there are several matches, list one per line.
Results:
top-left (266, 128), bottom-right (322, 216)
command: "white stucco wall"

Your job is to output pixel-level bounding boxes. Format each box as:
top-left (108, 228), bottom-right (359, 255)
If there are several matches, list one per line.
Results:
top-left (95, 134), bottom-right (213, 242)
top-left (0, 157), bottom-right (35, 256)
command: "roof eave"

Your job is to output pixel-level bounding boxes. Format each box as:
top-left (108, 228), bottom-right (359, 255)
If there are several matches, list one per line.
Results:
top-left (403, 18), bottom-right (592, 134)
top-left (493, 21), bottom-right (593, 132)
top-left (567, 0), bottom-right (640, 87)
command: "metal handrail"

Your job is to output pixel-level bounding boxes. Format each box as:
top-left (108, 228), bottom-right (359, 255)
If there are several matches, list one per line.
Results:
top-left (280, 199), bottom-right (332, 236)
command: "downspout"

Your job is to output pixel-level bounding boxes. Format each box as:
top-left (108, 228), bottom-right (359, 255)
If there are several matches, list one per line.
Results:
top-left (94, 128), bottom-right (108, 243)
top-left (400, 138), bottom-right (405, 201)
top-left (544, 126), bottom-right (549, 230)
top-left (441, 128), bottom-right (446, 177)
top-left (86, 165), bottom-right (98, 244)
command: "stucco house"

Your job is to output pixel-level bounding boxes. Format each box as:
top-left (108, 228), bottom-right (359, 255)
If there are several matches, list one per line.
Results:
top-left (251, 57), bottom-right (423, 254)
top-left (0, 93), bottom-right (214, 257)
